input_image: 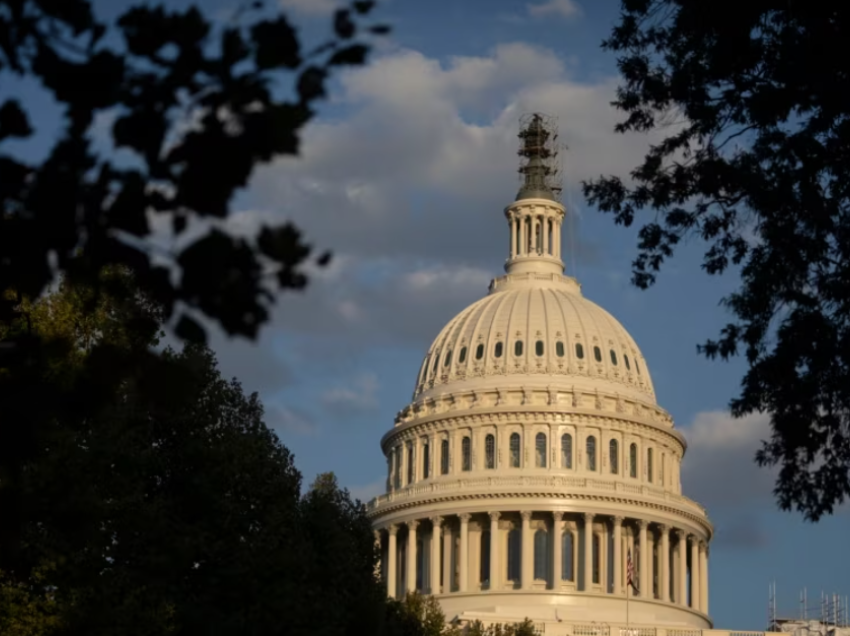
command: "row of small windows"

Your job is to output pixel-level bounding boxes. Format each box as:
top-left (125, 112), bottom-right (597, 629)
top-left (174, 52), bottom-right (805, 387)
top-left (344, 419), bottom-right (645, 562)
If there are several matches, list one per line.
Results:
top-left (395, 437), bottom-right (665, 484)
top-left (422, 342), bottom-right (641, 381)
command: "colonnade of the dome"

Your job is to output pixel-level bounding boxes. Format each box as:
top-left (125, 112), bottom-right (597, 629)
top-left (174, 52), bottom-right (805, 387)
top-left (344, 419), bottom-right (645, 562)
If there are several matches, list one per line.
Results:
top-left (376, 510), bottom-right (709, 615)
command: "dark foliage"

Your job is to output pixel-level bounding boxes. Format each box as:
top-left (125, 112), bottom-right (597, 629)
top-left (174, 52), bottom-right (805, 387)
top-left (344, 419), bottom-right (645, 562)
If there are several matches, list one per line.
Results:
top-left (583, 0), bottom-right (850, 520)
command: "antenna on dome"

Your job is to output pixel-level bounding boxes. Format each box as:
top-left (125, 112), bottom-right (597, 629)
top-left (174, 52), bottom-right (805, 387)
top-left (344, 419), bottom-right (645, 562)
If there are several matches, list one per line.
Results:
top-left (517, 112), bottom-right (564, 202)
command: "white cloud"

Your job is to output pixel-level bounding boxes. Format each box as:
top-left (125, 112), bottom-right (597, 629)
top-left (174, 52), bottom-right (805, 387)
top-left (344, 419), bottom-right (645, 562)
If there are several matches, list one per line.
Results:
top-left (321, 372), bottom-right (380, 414)
top-left (527, 0), bottom-right (582, 20)
top-left (278, 0), bottom-right (339, 17)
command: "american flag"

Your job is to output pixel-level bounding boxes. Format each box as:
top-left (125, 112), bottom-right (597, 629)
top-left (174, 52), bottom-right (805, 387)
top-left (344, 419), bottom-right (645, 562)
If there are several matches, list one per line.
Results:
top-left (626, 549), bottom-right (638, 593)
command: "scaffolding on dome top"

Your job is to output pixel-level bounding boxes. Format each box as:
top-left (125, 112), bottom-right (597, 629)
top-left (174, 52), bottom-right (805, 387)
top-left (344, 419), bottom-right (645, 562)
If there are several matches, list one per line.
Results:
top-left (517, 112), bottom-right (564, 201)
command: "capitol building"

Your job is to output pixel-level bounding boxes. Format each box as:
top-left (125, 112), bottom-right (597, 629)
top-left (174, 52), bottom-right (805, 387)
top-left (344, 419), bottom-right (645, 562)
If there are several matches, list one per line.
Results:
top-left (365, 114), bottom-right (766, 636)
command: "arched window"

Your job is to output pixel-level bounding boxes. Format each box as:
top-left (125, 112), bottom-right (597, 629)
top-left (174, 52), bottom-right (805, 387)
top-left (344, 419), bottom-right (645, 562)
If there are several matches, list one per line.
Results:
top-left (475, 344), bottom-right (484, 360)
top-left (535, 340), bottom-right (544, 356)
top-left (514, 340), bottom-right (523, 357)
top-left (510, 432), bottom-right (521, 468)
top-left (561, 433), bottom-right (573, 469)
top-left (592, 534), bottom-right (601, 584)
top-left (407, 444), bottom-right (414, 484)
top-left (480, 531), bottom-right (491, 584)
top-left (535, 432), bottom-right (547, 468)
top-left (432, 354), bottom-right (440, 372)
top-left (629, 443), bottom-right (638, 478)
top-left (586, 435), bottom-right (597, 471)
top-left (624, 354), bottom-right (631, 370)
top-left (593, 346), bottom-right (602, 362)
top-left (444, 350), bottom-right (452, 367)
top-left (440, 439), bottom-right (449, 475)
top-left (556, 341), bottom-right (565, 357)
top-left (394, 446), bottom-right (402, 488)
top-left (610, 349), bottom-right (618, 365)
top-left (462, 436), bottom-right (471, 471)
top-left (534, 529), bottom-right (549, 580)
top-left (647, 447), bottom-right (654, 483)
top-left (561, 531), bottom-right (574, 581)
top-left (609, 439), bottom-right (619, 474)
top-left (422, 441), bottom-right (430, 479)
top-left (494, 342), bottom-right (504, 358)
top-left (575, 343), bottom-right (584, 359)
top-left (660, 452), bottom-right (665, 486)
top-left (459, 346), bottom-right (467, 363)
top-left (485, 434), bottom-right (495, 469)
top-left (507, 529), bottom-right (521, 582)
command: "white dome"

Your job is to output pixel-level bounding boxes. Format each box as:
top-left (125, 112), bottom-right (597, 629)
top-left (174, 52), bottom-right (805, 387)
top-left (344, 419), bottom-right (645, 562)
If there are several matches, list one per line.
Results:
top-left (412, 271), bottom-right (655, 405)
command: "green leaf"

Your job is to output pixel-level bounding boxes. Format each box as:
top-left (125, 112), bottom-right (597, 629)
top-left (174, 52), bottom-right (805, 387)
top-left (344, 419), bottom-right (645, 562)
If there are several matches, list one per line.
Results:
top-left (0, 100), bottom-right (33, 140)
top-left (221, 27), bottom-right (250, 66)
top-left (352, 1), bottom-right (375, 14)
top-left (327, 44), bottom-right (368, 67)
top-left (297, 66), bottom-right (327, 102)
top-left (174, 313), bottom-right (207, 344)
top-left (251, 17), bottom-right (301, 70)
top-left (368, 25), bottom-right (391, 35)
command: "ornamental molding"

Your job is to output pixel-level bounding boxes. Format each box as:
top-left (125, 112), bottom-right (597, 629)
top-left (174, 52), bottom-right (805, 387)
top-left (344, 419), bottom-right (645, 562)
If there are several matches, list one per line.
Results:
top-left (368, 488), bottom-right (713, 538)
top-left (382, 406), bottom-right (685, 455)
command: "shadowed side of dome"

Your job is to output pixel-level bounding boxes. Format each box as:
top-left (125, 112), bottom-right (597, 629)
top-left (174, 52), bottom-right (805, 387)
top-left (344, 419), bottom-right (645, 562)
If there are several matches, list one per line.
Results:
top-left (412, 283), bottom-right (655, 403)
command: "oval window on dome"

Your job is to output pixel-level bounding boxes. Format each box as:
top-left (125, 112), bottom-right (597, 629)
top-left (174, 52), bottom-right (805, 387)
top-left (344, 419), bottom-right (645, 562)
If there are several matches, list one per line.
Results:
top-left (494, 342), bottom-right (503, 358)
top-left (444, 350), bottom-right (452, 366)
top-left (575, 343), bottom-right (584, 359)
top-left (475, 343), bottom-right (484, 360)
top-left (610, 349), bottom-right (618, 365)
top-left (514, 340), bottom-right (523, 357)
top-left (624, 354), bottom-right (630, 370)
top-left (593, 346), bottom-right (602, 362)
top-left (635, 359), bottom-right (641, 375)
top-left (459, 346), bottom-right (467, 364)
top-left (535, 340), bottom-right (544, 356)
top-left (556, 341), bottom-right (565, 357)
top-left (432, 354), bottom-right (440, 372)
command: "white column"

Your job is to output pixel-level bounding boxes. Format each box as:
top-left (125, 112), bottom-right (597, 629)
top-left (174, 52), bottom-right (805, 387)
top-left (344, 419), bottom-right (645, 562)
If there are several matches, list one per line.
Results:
top-left (638, 520), bottom-right (649, 597)
top-left (690, 536), bottom-right (700, 609)
top-left (489, 512), bottom-right (500, 590)
top-left (442, 523), bottom-right (453, 593)
top-left (612, 516), bottom-right (623, 595)
top-left (552, 512), bottom-right (563, 589)
top-left (660, 524), bottom-right (670, 602)
top-left (583, 513), bottom-right (593, 591)
top-left (521, 511), bottom-right (533, 590)
top-left (554, 217), bottom-right (561, 260)
top-left (676, 530), bottom-right (687, 605)
top-left (387, 525), bottom-right (398, 598)
top-left (407, 520), bottom-right (419, 593)
top-left (700, 543), bottom-right (709, 613)
top-left (431, 517), bottom-right (443, 594)
top-left (459, 514), bottom-right (470, 592)
top-left (518, 216), bottom-right (526, 256)
top-left (509, 215), bottom-right (516, 259)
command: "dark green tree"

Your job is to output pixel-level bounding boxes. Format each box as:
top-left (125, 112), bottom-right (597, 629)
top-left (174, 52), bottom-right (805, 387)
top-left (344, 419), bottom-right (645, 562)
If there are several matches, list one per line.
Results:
top-left (583, 0), bottom-right (850, 520)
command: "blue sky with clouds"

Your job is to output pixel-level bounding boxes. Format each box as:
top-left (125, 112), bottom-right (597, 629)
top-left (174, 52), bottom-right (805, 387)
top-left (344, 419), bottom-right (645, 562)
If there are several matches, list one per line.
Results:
top-left (11, 0), bottom-right (849, 629)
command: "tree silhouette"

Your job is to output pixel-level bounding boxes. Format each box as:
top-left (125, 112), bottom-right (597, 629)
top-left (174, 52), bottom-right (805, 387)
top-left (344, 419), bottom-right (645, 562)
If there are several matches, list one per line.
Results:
top-left (583, 0), bottom-right (850, 520)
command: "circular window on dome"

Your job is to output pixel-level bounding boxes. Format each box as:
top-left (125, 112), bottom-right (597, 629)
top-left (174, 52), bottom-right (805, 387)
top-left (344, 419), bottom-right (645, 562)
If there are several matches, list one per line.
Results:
top-left (610, 349), bottom-right (618, 365)
top-left (575, 343), bottom-right (584, 359)
top-left (624, 354), bottom-right (630, 370)
top-left (494, 341), bottom-right (503, 358)
top-left (535, 340), bottom-right (544, 356)
top-left (593, 346), bottom-right (602, 362)
top-left (475, 344), bottom-right (484, 360)
top-left (444, 350), bottom-right (452, 367)
top-left (556, 341), bottom-right (565, 357)
top-left (514, 340), bottom-right (523, 357)
top-left (459, 346), bottom-right (467, 363)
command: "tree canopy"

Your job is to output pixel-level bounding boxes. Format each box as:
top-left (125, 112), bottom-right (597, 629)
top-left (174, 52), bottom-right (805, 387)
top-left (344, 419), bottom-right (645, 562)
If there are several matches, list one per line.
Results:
top-left (0, 0), bottom-right (386, 343)
top-left (583, 0), bottom-right (850, 520)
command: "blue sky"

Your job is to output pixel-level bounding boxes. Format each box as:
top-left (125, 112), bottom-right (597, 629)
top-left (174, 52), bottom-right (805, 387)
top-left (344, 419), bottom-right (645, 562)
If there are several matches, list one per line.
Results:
top-left (9, 0), bottom-right (849, 629)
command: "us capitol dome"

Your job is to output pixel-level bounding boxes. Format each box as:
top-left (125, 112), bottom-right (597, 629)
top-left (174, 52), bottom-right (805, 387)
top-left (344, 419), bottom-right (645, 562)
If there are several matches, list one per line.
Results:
top-left (367, 114), bottom-right (713, 634)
